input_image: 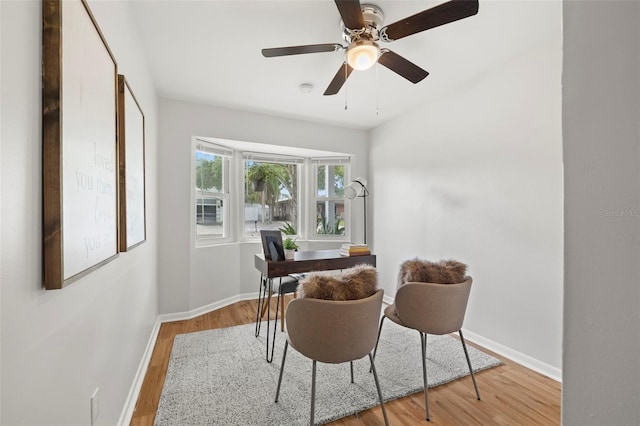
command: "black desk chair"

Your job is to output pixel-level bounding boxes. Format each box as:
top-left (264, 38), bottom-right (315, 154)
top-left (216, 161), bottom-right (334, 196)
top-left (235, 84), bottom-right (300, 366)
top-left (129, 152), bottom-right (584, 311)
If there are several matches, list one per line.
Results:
top-left (254, 230), bottom-right (299, 362)
top-left (257, 275), bottom-right (298, 332)
top-left (254, 275), bottom-right (299, 363)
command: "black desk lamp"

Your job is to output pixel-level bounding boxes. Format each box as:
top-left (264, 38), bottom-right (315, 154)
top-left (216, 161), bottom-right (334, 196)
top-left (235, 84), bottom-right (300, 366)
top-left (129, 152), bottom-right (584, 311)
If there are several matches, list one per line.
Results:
top-left (345, 177), bottom-right (369, 244)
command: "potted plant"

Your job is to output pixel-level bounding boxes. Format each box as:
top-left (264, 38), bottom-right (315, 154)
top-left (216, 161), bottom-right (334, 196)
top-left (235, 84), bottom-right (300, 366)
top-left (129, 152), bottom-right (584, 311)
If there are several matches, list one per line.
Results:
top-left (283, 237), bottom-right (298, 260)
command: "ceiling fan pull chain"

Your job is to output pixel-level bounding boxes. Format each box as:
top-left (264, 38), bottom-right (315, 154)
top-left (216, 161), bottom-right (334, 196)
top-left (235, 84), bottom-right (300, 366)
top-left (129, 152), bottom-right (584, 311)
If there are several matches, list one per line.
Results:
top-left (375, 59), bottom-right (380, 116)
top-left (344, 56), bottom-right (348, 110)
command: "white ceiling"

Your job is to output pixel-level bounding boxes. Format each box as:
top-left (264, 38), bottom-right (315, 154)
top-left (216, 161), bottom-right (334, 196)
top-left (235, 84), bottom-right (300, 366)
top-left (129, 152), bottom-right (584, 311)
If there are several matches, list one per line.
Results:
top-left (130, 0), bottom-right (560, 130)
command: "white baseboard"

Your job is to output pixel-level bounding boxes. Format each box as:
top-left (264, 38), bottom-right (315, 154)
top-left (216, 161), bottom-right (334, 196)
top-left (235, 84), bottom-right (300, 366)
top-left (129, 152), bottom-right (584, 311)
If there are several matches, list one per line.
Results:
top-left (461, 328), bottom-right (562, 382)
top-left (156, 293), bottom-right (252, 323)
top-left (118, 318), bottom-right (162, 426)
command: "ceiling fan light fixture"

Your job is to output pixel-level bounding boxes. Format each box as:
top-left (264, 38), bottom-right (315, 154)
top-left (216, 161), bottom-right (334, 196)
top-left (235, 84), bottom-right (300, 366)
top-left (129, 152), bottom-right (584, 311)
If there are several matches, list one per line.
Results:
top-left (347, 40), bottom-right (379, 71)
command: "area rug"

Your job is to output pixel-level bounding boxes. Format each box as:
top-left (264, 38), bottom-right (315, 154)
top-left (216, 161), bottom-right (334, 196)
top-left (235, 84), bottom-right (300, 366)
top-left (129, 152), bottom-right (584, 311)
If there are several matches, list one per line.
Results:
top-left (154, 320), bottom-right (501, 425)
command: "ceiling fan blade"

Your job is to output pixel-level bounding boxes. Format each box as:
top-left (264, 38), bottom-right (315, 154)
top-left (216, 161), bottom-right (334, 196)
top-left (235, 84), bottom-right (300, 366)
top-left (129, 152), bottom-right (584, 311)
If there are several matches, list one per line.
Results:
top-left (334, 0), bottom-right (365, 30)
top-left (381, 0), bottom-right (479, 42)
top-left (262, 43), bottom-right (342, 58)
top-left (378, 50), bottom-right (429, 84)
top-left (324, 63), bottom-right (354, 96)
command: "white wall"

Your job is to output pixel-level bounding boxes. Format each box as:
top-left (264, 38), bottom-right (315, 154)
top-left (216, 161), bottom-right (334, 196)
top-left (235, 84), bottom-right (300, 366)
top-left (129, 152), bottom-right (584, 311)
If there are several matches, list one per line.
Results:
top-left (562, 2), bottom-right (640, 424)
top-left (158, 99), bottom-right (369, 314)
top-left (0, 1), bottom-right (159, 425)
top-left (369, 13), bottom-right (563, 373)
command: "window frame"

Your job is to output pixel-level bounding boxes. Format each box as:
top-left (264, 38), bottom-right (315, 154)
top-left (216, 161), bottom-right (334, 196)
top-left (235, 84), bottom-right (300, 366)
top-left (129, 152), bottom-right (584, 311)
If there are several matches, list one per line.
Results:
top-left (192, 138), bottom-right (233, 246)
top-left (240, 152), bottom-right (303, 241)
top-left (190, 137), bottom-right (352, 247)
top-left (309, 158), bottom-right (351, 241)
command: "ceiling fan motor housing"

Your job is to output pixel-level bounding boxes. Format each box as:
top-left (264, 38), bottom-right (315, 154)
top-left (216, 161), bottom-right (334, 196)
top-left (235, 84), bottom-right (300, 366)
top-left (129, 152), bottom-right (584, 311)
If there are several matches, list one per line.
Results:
top-left (341, 4), bottom-right (384, 43)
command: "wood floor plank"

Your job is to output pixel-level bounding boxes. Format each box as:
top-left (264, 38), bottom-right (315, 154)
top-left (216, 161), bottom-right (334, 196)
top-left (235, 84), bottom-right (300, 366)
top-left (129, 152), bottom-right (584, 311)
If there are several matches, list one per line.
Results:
top-left (130, 299), bottom-right (560, 425)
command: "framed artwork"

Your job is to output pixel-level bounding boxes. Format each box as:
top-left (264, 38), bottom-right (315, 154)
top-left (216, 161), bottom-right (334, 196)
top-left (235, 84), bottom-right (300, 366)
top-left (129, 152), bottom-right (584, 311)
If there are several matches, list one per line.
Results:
top-left (117, 75), bottom-right (146, 251)
top-left (260, 230), bottom-right (285, 261)
top-left (42, 0), bottom-right (119, 289)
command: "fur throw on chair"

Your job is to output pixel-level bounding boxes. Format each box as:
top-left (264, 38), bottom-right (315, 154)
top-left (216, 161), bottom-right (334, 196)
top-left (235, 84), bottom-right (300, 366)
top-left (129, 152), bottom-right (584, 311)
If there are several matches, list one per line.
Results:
top-left (397, 258), bottom-right (467, 289)
top-left (297, 264), bottom-right (378, 301)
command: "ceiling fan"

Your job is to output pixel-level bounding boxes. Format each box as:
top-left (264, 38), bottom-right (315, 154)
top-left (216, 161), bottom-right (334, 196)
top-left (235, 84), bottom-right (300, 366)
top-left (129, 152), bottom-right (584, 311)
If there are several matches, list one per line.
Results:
top-left (261, 0), bottom-right (479, 96)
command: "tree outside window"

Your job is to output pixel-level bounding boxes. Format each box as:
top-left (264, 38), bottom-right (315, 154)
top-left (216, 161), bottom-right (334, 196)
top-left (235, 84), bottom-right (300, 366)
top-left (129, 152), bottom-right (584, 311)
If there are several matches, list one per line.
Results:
top-left (244, 160), bottom-right (298, 237)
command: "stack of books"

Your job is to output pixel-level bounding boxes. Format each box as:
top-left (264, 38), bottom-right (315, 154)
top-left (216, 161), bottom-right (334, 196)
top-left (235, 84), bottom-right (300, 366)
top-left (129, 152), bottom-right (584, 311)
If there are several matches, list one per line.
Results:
top-left (339, 243), bottom-right (371, 256)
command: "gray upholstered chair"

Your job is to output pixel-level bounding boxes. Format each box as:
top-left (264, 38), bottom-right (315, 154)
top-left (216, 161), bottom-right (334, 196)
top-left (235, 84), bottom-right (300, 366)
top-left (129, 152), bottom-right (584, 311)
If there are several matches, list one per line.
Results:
top-left (275, 289), bottom-right (389, 426)
top-left (372, 277), bottom-right (480, 421)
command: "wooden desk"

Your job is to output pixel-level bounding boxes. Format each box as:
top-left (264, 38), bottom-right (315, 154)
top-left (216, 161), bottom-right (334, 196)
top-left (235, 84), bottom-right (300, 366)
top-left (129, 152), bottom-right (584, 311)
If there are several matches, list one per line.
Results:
top-left (254, 249), bottom-right (376, 278)
top-left (254, 249), bottom-right (376, 362)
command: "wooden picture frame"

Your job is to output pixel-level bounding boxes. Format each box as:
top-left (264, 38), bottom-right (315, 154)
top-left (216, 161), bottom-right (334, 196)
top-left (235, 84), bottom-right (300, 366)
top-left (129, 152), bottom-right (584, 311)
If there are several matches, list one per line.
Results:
top-left (42, 0), bottom-right (119, 289)
top-left (260, 230), bottom-right (285, 261)
top-left (117, 75), bottom-right (146, 251)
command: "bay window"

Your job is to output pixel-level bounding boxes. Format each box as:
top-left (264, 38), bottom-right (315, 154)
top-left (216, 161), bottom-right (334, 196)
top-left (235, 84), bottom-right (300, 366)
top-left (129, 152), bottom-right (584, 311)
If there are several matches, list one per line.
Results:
top-left (192, 137), bottom-right (352, 246)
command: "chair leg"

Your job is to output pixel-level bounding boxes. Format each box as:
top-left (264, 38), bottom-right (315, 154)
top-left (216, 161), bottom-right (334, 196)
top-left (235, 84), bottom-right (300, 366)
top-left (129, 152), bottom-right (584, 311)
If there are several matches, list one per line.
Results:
top-left (420, 332), bottom-right (430, 421)
top-left (350, 361), bottom-right (354, 383)
top-left (310, 360), bottom-right (317, 426)
top-left (459, 330), bottom-right (481, 400)
top-left (280, 292), bottom-right (286, 332)
top-left (372, 315), bottom-right (386, 361)
top-left (368, 353), bottom-right (389, 426)
top-left (261, 291), bottom-right (274, 319)
top-left (275, 341), bottom-right (289, 403)
top-left (370, 315), bottom-right (387, 373)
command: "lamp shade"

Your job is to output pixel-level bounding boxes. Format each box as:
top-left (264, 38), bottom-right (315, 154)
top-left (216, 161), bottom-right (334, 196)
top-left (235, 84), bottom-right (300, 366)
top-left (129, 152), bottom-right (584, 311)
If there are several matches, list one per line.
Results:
top-left (345, 178), bottom-right (368, 199)
top-left (347, 40), bottom-right (379, 71)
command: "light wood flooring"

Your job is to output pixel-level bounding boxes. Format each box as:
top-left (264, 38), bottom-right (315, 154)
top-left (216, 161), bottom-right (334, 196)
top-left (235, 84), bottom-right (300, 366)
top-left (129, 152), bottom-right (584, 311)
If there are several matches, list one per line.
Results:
top-left (130, 296), bottom-right (561, 425)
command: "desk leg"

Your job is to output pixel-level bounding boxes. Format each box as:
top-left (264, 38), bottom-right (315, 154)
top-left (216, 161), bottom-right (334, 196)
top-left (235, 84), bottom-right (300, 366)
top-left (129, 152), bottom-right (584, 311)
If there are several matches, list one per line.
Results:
top-left (269, 281), bottom-right (283, 363)
top-left (258, 277), bottom-right (281, 363)
top-left (255, 274), bottom-right (266, 337)
top-left (265, 278), bottom-right (274, 362)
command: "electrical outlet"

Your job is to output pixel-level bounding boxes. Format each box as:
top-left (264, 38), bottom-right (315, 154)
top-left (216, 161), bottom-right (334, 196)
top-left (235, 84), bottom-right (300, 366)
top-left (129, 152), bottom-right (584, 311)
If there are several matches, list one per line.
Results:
top-left (91, 387), bottom-right (100, 426)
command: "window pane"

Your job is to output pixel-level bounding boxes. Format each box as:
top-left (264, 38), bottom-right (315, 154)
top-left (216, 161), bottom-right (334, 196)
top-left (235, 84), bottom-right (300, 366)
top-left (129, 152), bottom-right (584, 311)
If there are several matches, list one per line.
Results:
top-left (195, 151), bottom-right (223, 192)
top-left (195, 149), bottom-right (225, 240)
top-left (315, 200), bottom-right (345, 236)
top-left (244, 161), bottom-right (298, 237)
top-left (196, 195), bottom-right (224, 238)
top-left (316, 165), bottom-right (345, 197)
